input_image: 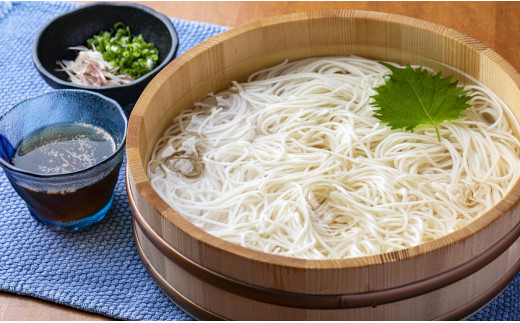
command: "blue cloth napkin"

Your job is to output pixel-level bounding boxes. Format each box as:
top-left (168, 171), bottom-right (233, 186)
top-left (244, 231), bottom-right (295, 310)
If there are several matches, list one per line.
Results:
top-left (0, 1), bottom-right (518, 321)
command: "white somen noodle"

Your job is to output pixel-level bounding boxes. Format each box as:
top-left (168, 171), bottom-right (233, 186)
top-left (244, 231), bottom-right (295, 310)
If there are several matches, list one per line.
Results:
top-left (148, 56), bottom-right (520, 259)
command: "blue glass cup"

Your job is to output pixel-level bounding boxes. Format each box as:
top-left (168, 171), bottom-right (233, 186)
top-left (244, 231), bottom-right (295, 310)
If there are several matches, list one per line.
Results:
top-left (0, 90), bottom-right (127, 231)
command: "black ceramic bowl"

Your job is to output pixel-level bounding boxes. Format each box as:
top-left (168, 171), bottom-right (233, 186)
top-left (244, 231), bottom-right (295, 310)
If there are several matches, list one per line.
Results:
top-left (32, 2), bottom-right (179, 107)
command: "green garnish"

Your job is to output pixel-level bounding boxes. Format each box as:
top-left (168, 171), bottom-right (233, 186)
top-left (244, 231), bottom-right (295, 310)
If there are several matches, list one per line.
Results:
top-left (86, 22), bottom-right (159, 79)
top-left (371, 62), bottom-right (472, 142)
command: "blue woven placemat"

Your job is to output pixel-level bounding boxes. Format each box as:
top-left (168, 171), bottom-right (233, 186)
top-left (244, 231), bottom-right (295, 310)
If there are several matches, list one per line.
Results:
top-left (0, 1), bottom-right (229, 320)
top-left (0, 1), bottom-right (518, 320)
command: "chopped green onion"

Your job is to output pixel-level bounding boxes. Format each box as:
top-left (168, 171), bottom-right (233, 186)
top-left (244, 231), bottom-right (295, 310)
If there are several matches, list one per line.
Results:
top-left (86, 22), bottom-right (159, 79)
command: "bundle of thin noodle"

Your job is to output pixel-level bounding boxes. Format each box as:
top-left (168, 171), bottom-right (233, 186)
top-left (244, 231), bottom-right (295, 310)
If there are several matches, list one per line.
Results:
top-left (148, 56), bottom-right (520, 259)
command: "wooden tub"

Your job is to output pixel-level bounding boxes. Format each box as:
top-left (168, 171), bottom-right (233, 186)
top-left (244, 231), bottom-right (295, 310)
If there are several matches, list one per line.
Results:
top-left (126, 10), bottom-right (520, 320)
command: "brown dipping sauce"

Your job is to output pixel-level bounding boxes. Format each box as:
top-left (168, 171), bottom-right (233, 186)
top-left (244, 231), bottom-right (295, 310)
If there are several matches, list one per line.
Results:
top-left (10, 122), bottom-right (120, 223)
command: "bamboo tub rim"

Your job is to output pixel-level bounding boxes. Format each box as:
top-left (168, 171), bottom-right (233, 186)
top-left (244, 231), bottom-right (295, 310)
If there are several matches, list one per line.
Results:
top-left (127, 9), bottom-right (520, 270)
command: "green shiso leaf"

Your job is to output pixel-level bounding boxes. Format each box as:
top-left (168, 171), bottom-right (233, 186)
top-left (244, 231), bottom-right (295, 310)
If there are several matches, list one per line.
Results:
top-left (371, 62), bottom-right (472, 141)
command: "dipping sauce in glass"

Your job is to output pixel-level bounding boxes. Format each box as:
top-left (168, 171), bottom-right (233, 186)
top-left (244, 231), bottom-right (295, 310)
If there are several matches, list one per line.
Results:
top-left (0, 90), bottom-right (127, 231)
top-left (12, 122), bottom-right (115, 175)
top-left (7, 122), bottom-right (122, 229)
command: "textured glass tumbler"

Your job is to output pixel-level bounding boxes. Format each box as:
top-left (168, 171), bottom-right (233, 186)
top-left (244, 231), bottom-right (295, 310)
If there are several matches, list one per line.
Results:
top-left (0, 90), bottom-right (127, 231)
